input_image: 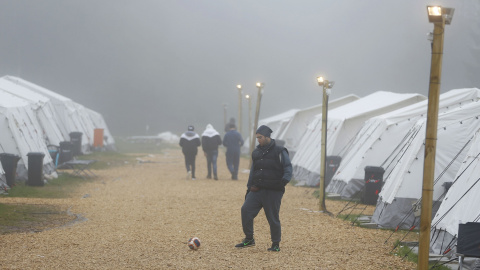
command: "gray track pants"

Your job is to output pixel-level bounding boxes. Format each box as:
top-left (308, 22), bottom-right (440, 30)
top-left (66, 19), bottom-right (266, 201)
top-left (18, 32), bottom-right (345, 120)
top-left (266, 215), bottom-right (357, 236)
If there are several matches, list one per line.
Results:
top-left (241, 189), bottom-right (283, 243)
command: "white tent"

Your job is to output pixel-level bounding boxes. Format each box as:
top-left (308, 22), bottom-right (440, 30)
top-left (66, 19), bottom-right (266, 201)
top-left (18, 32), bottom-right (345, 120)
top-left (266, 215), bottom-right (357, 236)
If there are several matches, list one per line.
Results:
top-left (276, 94), bottom-right (359, 156)
top-left (0, 166), bottom-right (6, 191)
top-left (0, 76), bottom-right (65, 147)
top-left (328, 88), bottom-right (480, 198)
top-left (259, 109), bottom-right (300, 141)
top-left (0, 91), bottom-right (56, 181)
top-left (3, 76), bottom-right (115, 152)
top-left (292, 91), bottom-right (426, 186)
top-left (243, 109), bottom-right (299, 153)
top-left (430, 129), bottom-right (480, 255)
top-left (372, 101), bottom-right (480, 229)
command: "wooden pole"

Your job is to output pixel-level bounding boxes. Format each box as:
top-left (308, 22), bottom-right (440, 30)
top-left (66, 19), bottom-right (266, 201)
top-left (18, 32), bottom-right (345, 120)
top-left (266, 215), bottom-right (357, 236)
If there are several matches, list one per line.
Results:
top-left (249, 84), bottom-right (263, 168)
top-left (319, 84), bottom-right (329, 212)
top-left (418, 19), bottom-right (444, 270)
top-left (238, 86), bottom-right (243, 135)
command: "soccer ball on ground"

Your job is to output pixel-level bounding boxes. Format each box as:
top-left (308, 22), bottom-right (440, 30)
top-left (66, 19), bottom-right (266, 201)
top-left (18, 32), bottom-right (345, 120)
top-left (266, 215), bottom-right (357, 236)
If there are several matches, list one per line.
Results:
top-left (187, 237), bottom-right (201, 250)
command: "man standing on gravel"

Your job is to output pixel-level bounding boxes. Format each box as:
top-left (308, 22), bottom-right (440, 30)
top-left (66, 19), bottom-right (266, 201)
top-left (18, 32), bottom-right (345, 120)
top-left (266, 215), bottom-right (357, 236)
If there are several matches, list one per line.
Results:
top-left (179, 125), bottom-right (201, 180)
top-left (235, 125), bottom-right (292, 252)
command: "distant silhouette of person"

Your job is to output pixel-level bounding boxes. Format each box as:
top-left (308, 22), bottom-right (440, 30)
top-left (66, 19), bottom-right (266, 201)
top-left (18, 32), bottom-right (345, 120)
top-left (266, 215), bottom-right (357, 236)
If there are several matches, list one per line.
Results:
top-left (179, 125), bottom-right (201, 180)
top-left (225, 117), bottom-right (236, 133)
top-left (201, 124), bottom-right (222, 180)
top-left (223, 123), bottom-right (244, 180)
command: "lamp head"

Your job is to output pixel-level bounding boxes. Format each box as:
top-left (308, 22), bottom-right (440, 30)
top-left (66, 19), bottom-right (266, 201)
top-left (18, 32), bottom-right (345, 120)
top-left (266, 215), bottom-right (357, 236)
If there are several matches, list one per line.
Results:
top-left (237, 84), bottom-right (242, 90)
top-left (245, 94), bottom-right (250, 99)
top-left (427, 6), bottom-right (455, 25)
top-left (256, 82), bottom-right (264, 88)
top-left (317, 76), bottom-right (325, 86)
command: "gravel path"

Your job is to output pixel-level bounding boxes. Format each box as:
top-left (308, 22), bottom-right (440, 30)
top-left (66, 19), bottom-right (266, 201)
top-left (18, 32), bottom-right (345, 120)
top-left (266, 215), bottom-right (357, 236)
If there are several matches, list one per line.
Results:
top-left (0, 149), bottom-right (416, 269)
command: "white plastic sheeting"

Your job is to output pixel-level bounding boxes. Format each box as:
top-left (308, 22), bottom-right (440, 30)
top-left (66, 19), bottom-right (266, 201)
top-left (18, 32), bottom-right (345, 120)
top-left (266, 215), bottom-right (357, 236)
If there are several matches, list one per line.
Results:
top-left (372, 101), bottom-right (480, 229)
top-left (0, 76), bottom-right (65, 147)
top-left (328, 88), bottom-right (480, 198)
top-left (3, 76), bottom-right (115, 152)
top-left (0, 91), bottom-right (56, 181)
top-left (276, 94), bottom-right (359, 156)
top-left (430, 129), bottom-right (480, 255)
top-left (292, 91), bottom-right (426, 186)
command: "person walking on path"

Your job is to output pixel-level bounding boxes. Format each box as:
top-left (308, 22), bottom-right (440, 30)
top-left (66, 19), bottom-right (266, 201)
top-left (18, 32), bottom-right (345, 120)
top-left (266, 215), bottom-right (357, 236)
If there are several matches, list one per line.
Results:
top-left (235, 125), bottom-right (292, 252)
top-left (223, 123), bottom-right (244, 180)
top-left (179, 125), bottom-right (201, 180)
top-left (201, 124), bottom-right (222, 180)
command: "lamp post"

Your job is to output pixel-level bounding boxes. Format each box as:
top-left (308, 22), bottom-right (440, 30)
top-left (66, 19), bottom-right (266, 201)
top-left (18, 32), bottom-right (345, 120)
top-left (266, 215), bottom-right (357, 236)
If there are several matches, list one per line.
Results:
top-left (246, 94), bottom-right (252, 153)
top-left (223, 103), bottom-right (228, 131)
top-left (249, 82), bottom-right (264, 168)
top-left (418, 6), bottom-right (454, 270)
top-left (237, 84), bottom-right (243, 136)
top-left (317, 76), bottom-right (334, 213)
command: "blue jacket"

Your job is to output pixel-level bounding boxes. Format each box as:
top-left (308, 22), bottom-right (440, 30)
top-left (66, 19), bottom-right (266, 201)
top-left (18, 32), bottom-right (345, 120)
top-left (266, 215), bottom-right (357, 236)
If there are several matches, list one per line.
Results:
top-left (223, 130), bottom-right (244, 153)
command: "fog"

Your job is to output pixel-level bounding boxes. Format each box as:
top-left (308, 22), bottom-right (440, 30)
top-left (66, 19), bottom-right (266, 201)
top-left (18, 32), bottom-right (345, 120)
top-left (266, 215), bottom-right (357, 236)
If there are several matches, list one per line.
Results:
top-left (1, 0), bottom-right (478, 137)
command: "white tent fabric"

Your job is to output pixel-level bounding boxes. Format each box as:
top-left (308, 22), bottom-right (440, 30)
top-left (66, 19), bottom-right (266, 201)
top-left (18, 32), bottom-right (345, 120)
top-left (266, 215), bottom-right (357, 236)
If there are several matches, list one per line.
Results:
top-left (0, 76), bottom-right (65, 147)
top-left (328, 88), bottom-right (480, 198)
top-left (372, 101), bottom-right (480, 229)
top-left (0, 165), bottom-right (6, 190)
top-left (292, 91), bottom-right (426, 186)
top-left (259, 109), bottom-right (300, 141)
top-left (430, 129), bottom-right (480, 255)
top-left (4, 76), bottom-right (115, 152)
top-left (276, 94), bottom-right (359, 156)
top-left (243, 109), bottom-right (299, 153)
top-left (0, 91), bottom-right (56, 181)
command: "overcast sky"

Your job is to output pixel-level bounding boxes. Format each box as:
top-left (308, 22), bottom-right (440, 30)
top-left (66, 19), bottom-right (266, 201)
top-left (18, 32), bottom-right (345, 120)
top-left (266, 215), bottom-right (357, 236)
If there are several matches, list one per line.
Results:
top-left (1, 0), bottom-right (479, 137)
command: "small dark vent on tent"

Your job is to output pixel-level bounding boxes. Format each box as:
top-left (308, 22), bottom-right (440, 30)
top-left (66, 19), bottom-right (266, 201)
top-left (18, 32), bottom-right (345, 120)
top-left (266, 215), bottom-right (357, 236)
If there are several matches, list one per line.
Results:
top-left (442, 181), bottom-right (453, 193)
top-left (460, 121), bottom-right (463, 124)
top-left (444, 127), bottom-right (447, 130)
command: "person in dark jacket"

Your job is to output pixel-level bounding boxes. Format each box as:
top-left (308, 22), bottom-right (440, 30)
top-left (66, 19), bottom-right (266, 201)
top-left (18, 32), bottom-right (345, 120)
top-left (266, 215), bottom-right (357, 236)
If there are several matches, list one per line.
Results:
top-left (201, 124), bottom-right (222, 180)
top-left (235, 125), bottom-right (292, 252)
top-left (223, 123), bottom-right (244, 180)
top-left (179, 125), bottom-right (201, 180)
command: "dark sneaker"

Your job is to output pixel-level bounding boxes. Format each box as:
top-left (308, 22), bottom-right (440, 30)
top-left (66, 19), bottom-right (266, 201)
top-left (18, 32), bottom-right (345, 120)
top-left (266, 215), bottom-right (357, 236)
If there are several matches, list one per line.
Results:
top-left (235, 238), bottom-right (255, 248)
top-left (214, 176), bottom-right (218, 180)
top-left (206, 175), bottom-right (212, 179)
top-left (267, 243), bottom-right (280, 252)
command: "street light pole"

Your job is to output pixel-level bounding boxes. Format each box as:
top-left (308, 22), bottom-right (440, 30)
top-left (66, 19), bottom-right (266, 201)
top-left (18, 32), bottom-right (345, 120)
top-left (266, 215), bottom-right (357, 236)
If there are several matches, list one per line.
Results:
top-left (418, 6), bottom-right (454, 270)
top-left (246, 94), bottom-right (252, 153)
top-left (237, 85), bottom-right (243, 136)
top-left (249, 82), bottom-right (264, 168)
top-left (317, 76), bottom-right (334, 214)
top-left (223, 103), bottom-right (227, 131)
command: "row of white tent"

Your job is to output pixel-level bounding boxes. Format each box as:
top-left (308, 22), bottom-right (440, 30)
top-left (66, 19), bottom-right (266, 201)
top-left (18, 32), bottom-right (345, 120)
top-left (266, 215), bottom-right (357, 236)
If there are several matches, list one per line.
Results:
top-left (258, 87), bottom-right (480, 255)
top-left (0, 75), bottom-right (115, 188)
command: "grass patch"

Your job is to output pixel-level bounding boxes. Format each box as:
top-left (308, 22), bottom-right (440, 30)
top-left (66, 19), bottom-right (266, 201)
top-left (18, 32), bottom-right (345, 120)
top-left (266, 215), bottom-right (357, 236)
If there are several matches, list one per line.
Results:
top-left (114, 137), bottom-right (178, 154)
top-left (75, 151), bottom-right (139, 169)
top-left (5, 174), bottom-right (89, 198)
top-left (337, 213), bottom-right (362, 226)
top-left (392, 241), bottom-right (451, 270)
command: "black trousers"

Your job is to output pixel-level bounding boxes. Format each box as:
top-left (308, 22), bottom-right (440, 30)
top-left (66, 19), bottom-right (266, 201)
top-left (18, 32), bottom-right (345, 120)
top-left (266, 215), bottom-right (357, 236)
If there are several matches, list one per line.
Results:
top-left (241, 189), bottom-right (283, 243)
